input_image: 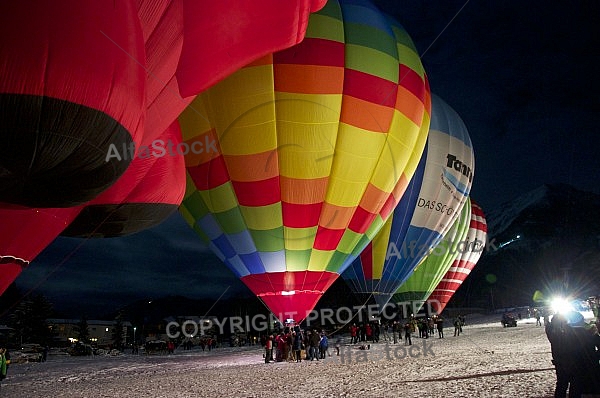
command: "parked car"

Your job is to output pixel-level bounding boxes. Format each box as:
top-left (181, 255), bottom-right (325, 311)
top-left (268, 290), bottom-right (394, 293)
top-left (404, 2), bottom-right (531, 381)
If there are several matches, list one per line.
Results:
top-left (68, 342), bottom-right (94, 356)
top-left (144, 340), bottom-right (168, 355)
top-left (15, 344), bottom-right (44, 362)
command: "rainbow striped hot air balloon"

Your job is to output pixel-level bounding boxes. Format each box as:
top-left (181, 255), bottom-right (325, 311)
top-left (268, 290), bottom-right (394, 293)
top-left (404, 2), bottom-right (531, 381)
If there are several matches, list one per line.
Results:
top-left (429, 201), bottom-right (487, 312)
top-left (342, 94), bottom-right (474, 309)
top-left (392, 197), bottom-right (472, 313)
top-left (178, 0), bottom-right (430, 322)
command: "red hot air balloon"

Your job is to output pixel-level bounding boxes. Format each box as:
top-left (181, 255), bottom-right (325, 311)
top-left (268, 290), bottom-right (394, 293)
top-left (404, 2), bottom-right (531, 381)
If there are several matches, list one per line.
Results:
top-left (0, 205), bottom-right (80, 295)
top-left (176, 0), bottom-right (328, 97)
top-left (0, 1), bottom-right (146, 208)
top-left (0, 122), bottom-right (185, 294)
top-left (62, 121), bottom-right (186, 238)
top-left (136, 0), bottom-right (194, 142)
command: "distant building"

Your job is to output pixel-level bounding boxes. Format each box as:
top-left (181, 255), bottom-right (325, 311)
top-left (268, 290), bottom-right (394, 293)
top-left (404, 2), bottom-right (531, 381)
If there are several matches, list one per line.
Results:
top-left (47, 319), bottom-right (131, 347)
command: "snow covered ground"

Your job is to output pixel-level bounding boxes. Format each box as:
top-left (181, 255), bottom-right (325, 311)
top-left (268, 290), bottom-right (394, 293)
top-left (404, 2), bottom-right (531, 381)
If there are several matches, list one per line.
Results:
top-left (2, 313), bottom-right (595, 397)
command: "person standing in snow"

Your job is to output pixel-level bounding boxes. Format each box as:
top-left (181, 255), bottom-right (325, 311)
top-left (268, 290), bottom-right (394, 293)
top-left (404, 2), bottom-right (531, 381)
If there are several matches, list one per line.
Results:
top-left (381, 322), bottom-right (390, 342)
top-left (403, 322), bottom-right (412, 346)
top-left (392, 321), bottom-right (400, 344)
top-left (319, 332), bottom-right (329, 359)
top-left (264, 335), bottom-right (273, 363)
top-left (275, 333), bottom-right (286, 362)
top-left (436, 316), bottom-right (444, 338)
top-left (546, 311), bottom-right (600, 397)
top-left (309, 329), bottom-right (321, 361)
top-left (350, 324), bottom-right (358, 344)
top-left (292, 331), bottom-right (303, 362)
top-left (334, 335), bottom-right (342, 356)
top-left (453, 317), bottom-right (462, 337)
top-left (428, 317), bottom-right (435, 336)
top-left (420, 318), bottom-right (428, 338)
top-left (0, 347), bottom-right (8, 387)
top-left (373, 322), bottom-right (380, 343)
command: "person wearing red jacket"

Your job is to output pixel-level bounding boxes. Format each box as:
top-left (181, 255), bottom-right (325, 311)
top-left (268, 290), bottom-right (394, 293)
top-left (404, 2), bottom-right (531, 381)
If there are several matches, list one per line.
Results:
top-left (264, 335), bottom-right (273, 363)
top-left (365, 324), bottom-right (373, 342)
top-left (350, 324), bottom-right (358, 344)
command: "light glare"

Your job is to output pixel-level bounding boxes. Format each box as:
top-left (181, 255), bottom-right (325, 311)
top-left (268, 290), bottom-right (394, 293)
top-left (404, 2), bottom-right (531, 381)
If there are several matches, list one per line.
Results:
top-left (550, 296), bottom-right (573, 314)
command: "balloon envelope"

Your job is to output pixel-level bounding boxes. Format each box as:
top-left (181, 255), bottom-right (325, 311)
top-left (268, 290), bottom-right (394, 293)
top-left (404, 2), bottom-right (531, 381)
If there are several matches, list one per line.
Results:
top-left (428, 200), bottom-right (487, 312)
top-left (0, 1), bottom-right (146, 207)
top-left (141, 0), bottom-right (330, 138)
top-left (0, 205), bottom-right (80, 295)
top-left (392, 198), bottom-right (472, 312)
top-left (62, 121), bottom-right (186, 238)
top-left (178, 0), bottom-right (431, 321)
top-left (176, 0), bottom-right (328, 97)
top-left (342, 94), bottom-right (474, 309)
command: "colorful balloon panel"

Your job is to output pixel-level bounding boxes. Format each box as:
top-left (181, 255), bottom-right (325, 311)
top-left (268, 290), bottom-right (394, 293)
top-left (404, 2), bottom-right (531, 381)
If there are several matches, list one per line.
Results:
top-left (392, 197), bottom-right (472, 310)
top-left (0, 1), bottom-right (146, 207)
top-left (176, 0), bottom-right (328, 97)
top-left (342, 94), bottom-right (474, 308)
top-left (429, 201), bottom-right (487, 312)
top-left (62, 121), bottom-right (186, 238)
top-left (0, 205), bottom-right (80, 295)
top-left (179, 0), bottom-right (430, 321)
top-left (341, 135), bottom-right (425, 304)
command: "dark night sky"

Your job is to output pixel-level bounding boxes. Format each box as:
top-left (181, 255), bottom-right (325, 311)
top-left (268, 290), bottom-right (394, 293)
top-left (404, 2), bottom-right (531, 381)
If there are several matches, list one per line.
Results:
top-left (378, 0), bottom-right (599, 210)
top-left (11, 1), bottom-right (600, 317)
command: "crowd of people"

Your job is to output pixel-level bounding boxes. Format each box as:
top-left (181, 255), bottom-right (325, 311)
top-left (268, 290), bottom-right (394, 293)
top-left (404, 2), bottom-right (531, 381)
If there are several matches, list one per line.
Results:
top-left (262, 327), bottom-right (332, 363)
top-left (261, 314), bottom-right (468, 363)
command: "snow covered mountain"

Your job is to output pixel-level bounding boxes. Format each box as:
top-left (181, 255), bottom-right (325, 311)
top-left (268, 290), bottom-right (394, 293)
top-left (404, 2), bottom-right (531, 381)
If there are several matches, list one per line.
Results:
top-left (486, 183), bottom-right (600, 239)
top-left (451, 184), bottom-right (600, 309)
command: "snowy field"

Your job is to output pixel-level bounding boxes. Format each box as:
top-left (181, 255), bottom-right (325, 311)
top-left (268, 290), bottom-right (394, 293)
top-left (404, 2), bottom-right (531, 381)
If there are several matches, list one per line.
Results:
top-left (2, 313), bottom-right (595, 398)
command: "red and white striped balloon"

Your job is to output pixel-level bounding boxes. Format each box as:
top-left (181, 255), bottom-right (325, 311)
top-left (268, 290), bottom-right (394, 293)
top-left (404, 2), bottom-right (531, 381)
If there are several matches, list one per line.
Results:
top-left (428, 200), bottom-right (487, 313)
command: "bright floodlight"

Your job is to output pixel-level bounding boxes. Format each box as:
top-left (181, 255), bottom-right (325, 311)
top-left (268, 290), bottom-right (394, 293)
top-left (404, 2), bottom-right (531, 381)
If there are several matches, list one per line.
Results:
top-left (550, 297), bottom-right (573, 314)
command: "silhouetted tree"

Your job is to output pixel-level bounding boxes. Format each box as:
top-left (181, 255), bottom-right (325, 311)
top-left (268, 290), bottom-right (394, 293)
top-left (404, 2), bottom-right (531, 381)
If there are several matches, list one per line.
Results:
top-left (74, 317), bottom-right (90, 344)
top-left (111, 312), bottom-right (125, 350)
top-left (0, 283), bottom-right (22, 320)
top-left (8, 294), bottom-right (54, 346)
